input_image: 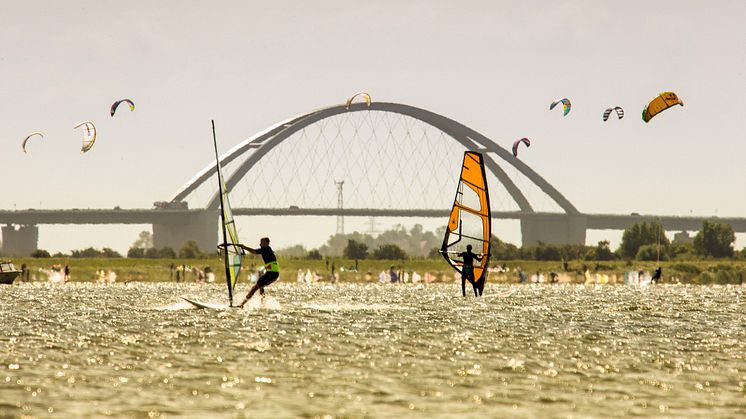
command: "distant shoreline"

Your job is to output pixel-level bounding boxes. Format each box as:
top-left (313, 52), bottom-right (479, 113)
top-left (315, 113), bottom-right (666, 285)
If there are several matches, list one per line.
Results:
top-left (5, 257), bottom-right (746, 285)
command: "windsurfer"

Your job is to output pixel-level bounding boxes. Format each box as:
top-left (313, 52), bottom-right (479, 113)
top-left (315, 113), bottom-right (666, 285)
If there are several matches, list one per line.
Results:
top-left (458, 244), bottom-right (483, 297)
top-left (651, 266), bottom-right (662, 284)
top-left (221, 237), bottom-right (279, 308)
top-left (441, 151), bottom-right (492, 298)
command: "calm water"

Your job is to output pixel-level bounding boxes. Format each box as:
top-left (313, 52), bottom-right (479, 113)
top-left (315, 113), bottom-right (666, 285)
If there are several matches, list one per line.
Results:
top-left (1, 282), bottom-right (745, 418)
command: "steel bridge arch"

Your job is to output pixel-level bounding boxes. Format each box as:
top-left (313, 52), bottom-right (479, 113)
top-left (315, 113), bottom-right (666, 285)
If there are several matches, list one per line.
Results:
top-left (170, 102), bottom-right (579, 215)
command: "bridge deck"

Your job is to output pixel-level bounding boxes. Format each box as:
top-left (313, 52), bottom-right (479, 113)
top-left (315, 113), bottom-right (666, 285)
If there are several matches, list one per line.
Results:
top-left (0, 209), bottom-right (743, 232)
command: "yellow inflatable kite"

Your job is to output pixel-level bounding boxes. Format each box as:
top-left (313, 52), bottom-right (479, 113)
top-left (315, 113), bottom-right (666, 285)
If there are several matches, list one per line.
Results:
top-left (642, 92), bottom-right (683, 123)
top-left (345, 92), bottom-right (371, 109)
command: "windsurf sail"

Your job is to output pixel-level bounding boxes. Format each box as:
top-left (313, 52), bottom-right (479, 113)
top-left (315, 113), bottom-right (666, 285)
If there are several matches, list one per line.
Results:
top-left (212, 120), bottom-right (243, 306)
top-left (441, 151), bottom-right (492, 292)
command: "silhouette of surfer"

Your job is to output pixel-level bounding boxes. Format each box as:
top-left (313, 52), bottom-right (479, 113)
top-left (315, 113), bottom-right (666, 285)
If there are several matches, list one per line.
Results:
top-left (458, 244), bottom-right (484, 297)
top-left (239, 237), bottom-right (279, 307)
top-left (219, 237), bottom-right (280, 308)
top-left (651, 266), bottom-right (662, 284)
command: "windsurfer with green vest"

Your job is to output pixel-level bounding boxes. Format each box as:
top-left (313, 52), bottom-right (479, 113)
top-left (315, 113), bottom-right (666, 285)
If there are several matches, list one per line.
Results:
top-left (228, 237), bottom-right (280, 308)
top-left (458, 244), bottom-right (484, 297)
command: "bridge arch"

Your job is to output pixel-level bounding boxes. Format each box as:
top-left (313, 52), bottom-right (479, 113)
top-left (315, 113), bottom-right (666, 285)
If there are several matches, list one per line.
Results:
top-left (170, 102), bottom-right (579, 216)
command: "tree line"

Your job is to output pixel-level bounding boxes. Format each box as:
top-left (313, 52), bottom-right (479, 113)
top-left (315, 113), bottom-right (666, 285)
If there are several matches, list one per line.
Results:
top-left (494, 220), bottom-right (737, 261)
top-left (30, 236), bottom-right (210, 259)
top-left (276, 220), bottom-right (740, 262)
top-left (23, 219), bottom-right (739, 261)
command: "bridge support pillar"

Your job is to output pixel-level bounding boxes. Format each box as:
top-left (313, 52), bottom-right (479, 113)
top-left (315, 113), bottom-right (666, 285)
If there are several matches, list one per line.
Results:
top-left (2, 224), bottom-right (39, 256)
top-left (152, 210), bottom-right (217, 253)
top-left (521, 214), bottom-right (587, 246)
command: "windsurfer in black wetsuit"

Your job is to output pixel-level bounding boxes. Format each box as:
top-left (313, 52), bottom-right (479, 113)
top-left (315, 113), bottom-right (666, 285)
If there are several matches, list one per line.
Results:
top-left (220, 237), bottom-right (280, 308)
top-left (458, 244), bottom-right (484, 297)
top-left (651, 266), bottom-right (662, 284)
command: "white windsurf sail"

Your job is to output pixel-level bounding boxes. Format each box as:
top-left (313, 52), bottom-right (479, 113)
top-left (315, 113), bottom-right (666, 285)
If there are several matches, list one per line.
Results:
top-left (212, 120), bottom-right (243, 306)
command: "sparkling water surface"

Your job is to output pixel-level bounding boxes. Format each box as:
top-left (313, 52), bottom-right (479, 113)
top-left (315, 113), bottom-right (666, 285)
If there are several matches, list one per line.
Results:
top-left (1, 283), bottom-right (745, 418)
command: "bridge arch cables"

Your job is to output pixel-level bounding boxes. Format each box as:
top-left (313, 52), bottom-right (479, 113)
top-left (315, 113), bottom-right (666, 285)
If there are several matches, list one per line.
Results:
top-left (169, 102), bottom-right (579, 217)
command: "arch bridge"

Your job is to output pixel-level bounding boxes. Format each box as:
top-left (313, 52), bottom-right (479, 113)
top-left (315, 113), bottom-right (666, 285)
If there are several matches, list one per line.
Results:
top-left (158, 101), bottom-right (586, 250)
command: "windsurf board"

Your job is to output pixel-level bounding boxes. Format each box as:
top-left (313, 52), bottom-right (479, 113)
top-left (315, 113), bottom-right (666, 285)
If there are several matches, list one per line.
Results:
top-left (182, 296), bottom-right (231, 310)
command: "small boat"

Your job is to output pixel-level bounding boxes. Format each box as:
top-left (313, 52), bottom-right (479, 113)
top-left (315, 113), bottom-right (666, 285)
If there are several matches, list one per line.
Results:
top-left (0, 261), bottom-right (22, 285)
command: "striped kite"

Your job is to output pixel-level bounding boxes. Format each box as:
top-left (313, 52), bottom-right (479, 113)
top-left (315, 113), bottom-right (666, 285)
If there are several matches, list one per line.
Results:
top-left (603, 106), bottom-right (624, 121)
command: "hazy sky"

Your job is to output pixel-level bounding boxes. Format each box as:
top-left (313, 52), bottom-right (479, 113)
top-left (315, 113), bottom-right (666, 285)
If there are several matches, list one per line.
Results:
top-left (1, 1), bottom-right (745, 253)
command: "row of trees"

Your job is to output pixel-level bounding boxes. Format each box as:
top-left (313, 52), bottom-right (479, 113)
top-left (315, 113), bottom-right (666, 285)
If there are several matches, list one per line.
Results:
top-left (619, 220), bottom-right (735, 260)
top-left (31, 247), bottom-right (123, 258)
top-left (125, 231), bottom-right (210, 259)
top-left (128, 239), bottom-right (208, 259)
top-left (26, 220), bottom-right (737, 261)
top-left (277, 220), bottom-right (738, 262)
top-left (342, 241), bottom-right (408, 260)
top-left (487, 220), bottom-right (736, 261)
top-left (277, 241), bottom-right (409, 260)
top-left (31, 233), bottom-right (210, 259)
top-left (320, 225), bottom-right (440, 258)
top-left (274, 224), bottom-right (438, 260)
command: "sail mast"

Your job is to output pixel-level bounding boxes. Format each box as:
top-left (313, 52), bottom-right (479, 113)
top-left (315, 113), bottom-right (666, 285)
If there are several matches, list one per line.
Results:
top-left (212, 120), bottom-right (234, 306)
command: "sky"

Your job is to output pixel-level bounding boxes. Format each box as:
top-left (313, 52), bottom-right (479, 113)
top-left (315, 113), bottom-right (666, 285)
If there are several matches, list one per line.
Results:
top-left (1, 0), bottom-right (745, 254)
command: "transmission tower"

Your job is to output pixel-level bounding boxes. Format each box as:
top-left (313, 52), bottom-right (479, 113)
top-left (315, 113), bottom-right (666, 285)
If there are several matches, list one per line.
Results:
top-left (335, 180), bottom-right (344, 235)
top-left (367, 217), bottom-right (381, 236)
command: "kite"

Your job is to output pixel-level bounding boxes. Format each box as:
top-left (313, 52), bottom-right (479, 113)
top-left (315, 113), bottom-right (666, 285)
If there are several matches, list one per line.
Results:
top-left (642, 92), bottom-right (683, 123)
top-left (110, 99), bottom-right (135, 117)
top-left (345, 92), bottom-right (372, 109)
top-left (550, 98), bottom-right (571, 116)
top-left (21, 132), bottom-right (44, 154)
top-left (603, 106), bottom-right (624, 121)
top-left (512, 137), bottom-right (530, 157)
top-left (74, 121), bottom-right (97, 153)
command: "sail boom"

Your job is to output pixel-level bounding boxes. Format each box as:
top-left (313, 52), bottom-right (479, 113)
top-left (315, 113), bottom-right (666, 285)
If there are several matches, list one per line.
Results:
top-left (453, 203), bottom-right (487, 218)
top-left (458, 177), bottom-right (486, 193)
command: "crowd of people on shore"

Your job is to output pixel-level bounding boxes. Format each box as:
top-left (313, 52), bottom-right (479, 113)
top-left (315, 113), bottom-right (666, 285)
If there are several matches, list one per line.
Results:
top-left (294, 266), bottom-right (441, 284)
top-left (95, 269), bottom-right (117, 284)
top-left (372, 267), bottom-right (438, 284)
top-left (508, 265), bottom-right (663, 285)
top-left (13, 259), bottom-right (664, 286)
top-left (170, 264), bottom-right (215, 283)
top-left (287, 262), bottom-right (668, 286)
top-left (18, 263), bottom-right (72, 283)
top-left (29, 264), bottom-right (120, 284)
